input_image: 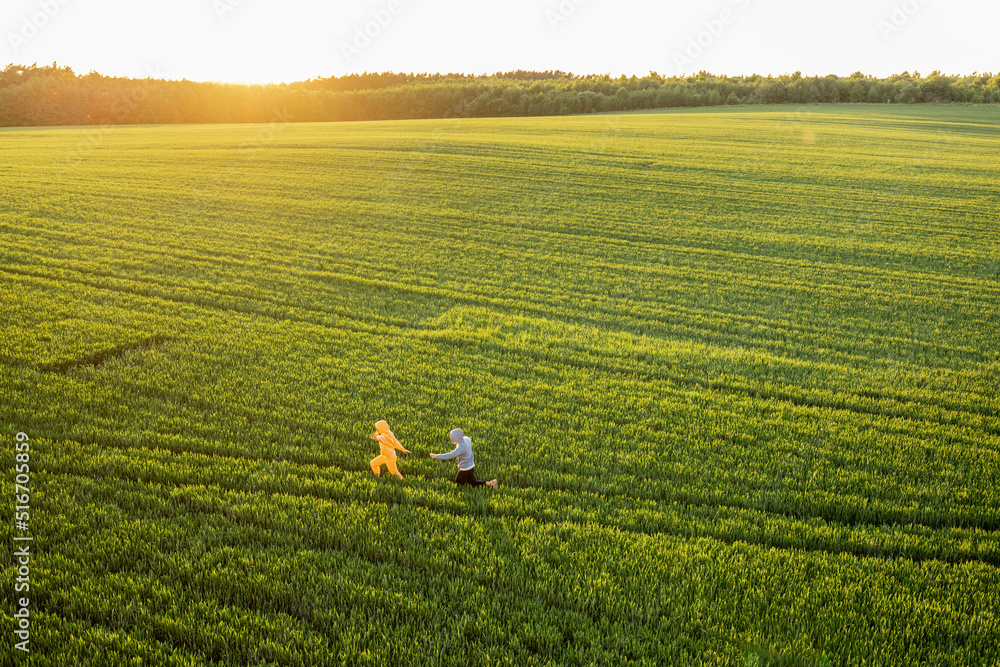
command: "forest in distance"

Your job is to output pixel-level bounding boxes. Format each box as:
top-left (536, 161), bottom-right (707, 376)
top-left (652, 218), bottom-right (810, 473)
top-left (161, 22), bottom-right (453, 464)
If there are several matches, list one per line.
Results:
top-left (1, 62), bottom-right (998, 126)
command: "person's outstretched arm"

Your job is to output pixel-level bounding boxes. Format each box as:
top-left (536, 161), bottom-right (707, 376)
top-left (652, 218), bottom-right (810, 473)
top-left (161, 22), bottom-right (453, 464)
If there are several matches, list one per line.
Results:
top-left (386, 434), bottom-right (410, 454)
top-left (430, 442), bottom-right (461, 460)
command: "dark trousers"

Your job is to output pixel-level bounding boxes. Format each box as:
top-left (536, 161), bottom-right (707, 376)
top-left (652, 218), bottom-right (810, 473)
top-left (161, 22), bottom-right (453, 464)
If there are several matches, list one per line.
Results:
top-left (454, 467), bottom-right (488, 486)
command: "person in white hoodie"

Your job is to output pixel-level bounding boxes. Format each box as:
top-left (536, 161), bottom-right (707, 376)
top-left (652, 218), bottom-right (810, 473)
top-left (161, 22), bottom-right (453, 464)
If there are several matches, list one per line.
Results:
top-left (430, 428), bottom-right (498, 488)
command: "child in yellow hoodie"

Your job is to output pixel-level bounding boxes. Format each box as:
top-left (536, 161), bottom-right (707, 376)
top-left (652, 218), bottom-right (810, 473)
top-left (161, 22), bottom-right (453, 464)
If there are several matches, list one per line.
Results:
top-left (370, 420), bottom-right (410, 479)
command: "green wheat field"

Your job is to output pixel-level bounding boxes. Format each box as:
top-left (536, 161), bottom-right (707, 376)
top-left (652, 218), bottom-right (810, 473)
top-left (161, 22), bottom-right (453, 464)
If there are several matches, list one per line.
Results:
top-left (2, 104), bottom-right (999, 666)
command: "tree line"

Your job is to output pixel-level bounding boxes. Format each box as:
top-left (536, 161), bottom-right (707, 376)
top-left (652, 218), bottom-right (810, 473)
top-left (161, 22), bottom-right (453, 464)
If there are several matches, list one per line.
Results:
top-left (1, 63), bottom-right (997, 127)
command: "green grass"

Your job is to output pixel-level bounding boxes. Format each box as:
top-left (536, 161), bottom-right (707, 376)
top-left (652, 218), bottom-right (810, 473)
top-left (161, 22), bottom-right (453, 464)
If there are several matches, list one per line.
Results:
top-left (2, 104), bottom-right (999, 666)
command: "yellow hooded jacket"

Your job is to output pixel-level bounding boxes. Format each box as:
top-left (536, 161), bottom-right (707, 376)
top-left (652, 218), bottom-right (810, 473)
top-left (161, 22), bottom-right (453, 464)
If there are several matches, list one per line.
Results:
top-left (371, 420), bottom-right (408, 460)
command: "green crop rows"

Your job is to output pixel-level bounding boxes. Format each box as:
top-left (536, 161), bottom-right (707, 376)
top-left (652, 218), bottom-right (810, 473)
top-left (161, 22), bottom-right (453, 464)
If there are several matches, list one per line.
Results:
top-left (2, 104), bottom-right (998, 666)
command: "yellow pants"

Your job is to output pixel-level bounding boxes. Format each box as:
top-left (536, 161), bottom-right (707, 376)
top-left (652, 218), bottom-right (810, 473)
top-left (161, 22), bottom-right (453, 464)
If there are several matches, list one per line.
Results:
top-left (370, 454), bottom-right (400, 477)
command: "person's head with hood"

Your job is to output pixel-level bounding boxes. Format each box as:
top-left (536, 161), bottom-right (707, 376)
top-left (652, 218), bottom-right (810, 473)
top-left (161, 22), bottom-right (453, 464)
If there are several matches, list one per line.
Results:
top-left (449, 428), bottom-right (466, 444)
top-left (372, 419), bottom-right (394, 439)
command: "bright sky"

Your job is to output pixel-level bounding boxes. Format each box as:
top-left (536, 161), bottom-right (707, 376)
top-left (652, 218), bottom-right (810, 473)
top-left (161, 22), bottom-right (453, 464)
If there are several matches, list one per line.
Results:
top-left (2, 0), bottom-right (996, 84)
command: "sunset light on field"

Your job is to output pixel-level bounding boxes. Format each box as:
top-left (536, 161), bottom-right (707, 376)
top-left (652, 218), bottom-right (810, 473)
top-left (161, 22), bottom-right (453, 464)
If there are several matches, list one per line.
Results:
top-left (3, 0), bottom-right (999, 664)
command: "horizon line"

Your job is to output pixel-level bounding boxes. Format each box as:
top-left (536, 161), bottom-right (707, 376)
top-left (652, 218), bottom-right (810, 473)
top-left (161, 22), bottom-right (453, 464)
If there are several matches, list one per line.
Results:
top-left (4, 62), bottom-right (996, 87)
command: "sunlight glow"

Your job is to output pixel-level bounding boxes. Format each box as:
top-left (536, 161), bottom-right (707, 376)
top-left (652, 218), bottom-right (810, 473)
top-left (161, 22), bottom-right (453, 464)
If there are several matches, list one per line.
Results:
top-left (2, 0), bottom-right (997, 83)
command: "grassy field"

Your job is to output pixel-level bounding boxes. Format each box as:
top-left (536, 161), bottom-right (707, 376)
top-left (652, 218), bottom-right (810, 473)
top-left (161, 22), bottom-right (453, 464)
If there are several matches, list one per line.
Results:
top-left (2, 104), bottom-right (999, 666)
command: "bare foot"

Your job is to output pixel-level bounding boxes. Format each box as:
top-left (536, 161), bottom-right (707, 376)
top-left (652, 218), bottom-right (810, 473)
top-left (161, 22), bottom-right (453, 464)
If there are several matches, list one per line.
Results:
top-left (486, 479), bottom-right (498, 488)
